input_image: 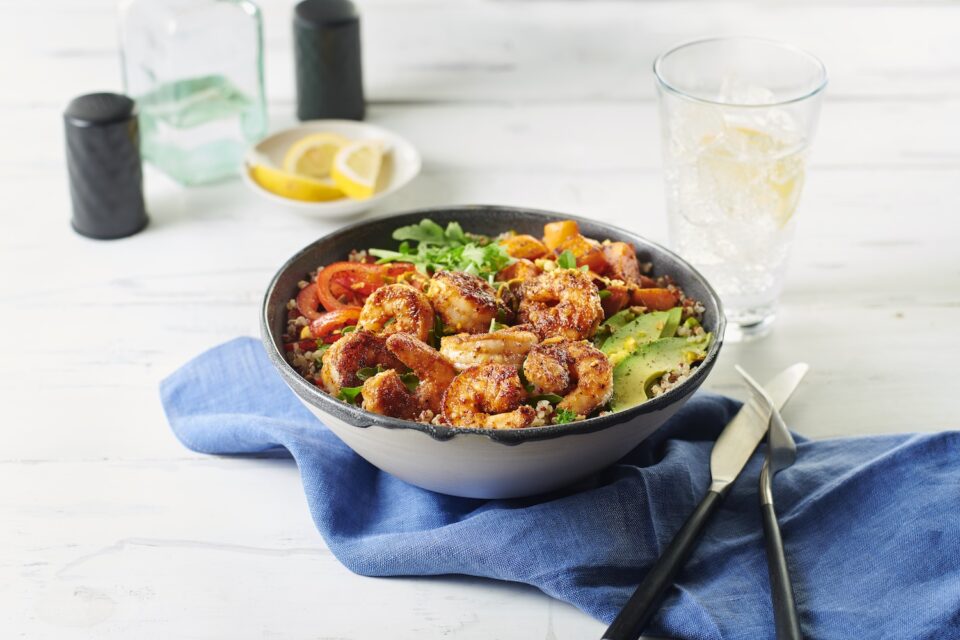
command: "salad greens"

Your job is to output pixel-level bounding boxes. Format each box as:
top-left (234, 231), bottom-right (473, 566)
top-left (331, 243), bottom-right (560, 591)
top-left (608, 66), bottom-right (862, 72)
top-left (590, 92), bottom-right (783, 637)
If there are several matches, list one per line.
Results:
top-left (370, 219), bottom-right (514, 281)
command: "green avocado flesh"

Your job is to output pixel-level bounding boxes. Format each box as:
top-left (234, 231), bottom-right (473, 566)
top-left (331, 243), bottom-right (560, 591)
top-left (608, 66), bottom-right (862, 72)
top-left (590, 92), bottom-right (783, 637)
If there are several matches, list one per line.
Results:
top-left (601, 307), bottom-right (683, 366)
top-left (610, 334), bottom-right (711, 412)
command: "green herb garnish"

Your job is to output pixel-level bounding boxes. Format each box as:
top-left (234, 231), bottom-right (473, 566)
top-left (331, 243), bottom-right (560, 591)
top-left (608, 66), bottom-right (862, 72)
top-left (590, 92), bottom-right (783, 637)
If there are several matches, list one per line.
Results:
top-left (370, 218), bottom-right (513, 281)
top-left (557, 250), bottom-right (577, 269)
top-left (554, 408), bottom-right (578, 424)
top-left (340, 325), bottom-right (357, 334)
top-left (338, 386), bottom-right (363, 404)
top-left (598, 289), bottom-right (612, 299)
top-left (488, 318), bottom-right (508, 333)
top-left (399, 372), bottom-right (420, 392)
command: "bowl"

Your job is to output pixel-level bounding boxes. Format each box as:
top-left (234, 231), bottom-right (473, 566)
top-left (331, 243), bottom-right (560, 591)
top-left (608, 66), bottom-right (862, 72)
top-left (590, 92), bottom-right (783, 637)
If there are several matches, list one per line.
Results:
top-left (261, 206), bottom-right (725, 498)
top-left (242, 120), bottom-right (421, 219)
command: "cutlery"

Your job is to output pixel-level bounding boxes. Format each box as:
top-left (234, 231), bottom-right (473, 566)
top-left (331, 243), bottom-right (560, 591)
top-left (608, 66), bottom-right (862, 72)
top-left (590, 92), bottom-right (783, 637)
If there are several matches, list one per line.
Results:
top-left (601, 363), bottom-right (809, 640)
top-left (736, 365), bottom-right (805, 640)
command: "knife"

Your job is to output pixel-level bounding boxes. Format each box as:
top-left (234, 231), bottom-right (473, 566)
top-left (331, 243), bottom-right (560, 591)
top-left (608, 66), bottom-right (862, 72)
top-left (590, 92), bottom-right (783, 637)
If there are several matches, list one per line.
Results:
top-left (601, 363), bottom-right (809, 640)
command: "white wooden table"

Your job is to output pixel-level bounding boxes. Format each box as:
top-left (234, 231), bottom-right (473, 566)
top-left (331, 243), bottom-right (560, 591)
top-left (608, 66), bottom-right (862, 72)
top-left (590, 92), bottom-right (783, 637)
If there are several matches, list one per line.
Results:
top-left (3, 1), bottom-right (959, 637)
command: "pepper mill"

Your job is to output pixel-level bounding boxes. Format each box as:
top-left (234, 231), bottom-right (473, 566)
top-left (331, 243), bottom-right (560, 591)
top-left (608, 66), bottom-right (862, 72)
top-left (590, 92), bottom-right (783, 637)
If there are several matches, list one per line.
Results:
top-left (294, 0), bottom-right (366, 121)
top-left (63, 92), bottom-right (148, 239)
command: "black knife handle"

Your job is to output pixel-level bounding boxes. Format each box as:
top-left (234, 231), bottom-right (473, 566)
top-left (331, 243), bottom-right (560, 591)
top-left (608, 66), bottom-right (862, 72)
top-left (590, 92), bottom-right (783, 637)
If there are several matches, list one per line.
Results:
top-left (602, 490), bottom-right (724, 640)
top-left (762, 501), bottom-right (802, 640)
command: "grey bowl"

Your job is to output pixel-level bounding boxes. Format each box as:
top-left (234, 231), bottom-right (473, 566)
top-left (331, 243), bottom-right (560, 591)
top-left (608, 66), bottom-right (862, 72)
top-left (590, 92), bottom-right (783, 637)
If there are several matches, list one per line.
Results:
top-left (261, 205), bottom-right (725, 498)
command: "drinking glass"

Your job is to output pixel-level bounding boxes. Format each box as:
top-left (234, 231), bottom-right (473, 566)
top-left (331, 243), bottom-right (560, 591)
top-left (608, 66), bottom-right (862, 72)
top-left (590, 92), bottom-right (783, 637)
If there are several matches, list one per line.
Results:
top-left (654, 37), bottom-right (826, 341)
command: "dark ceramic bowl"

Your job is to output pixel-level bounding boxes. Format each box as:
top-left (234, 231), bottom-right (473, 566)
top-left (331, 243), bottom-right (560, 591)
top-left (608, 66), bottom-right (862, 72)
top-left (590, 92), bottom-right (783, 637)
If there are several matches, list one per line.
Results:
top-left (262, 206), bottom-right (725, 498)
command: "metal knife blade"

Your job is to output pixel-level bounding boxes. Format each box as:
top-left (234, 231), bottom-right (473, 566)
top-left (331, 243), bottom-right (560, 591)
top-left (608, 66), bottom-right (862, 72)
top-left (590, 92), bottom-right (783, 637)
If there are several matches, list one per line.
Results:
top-left (709, 363), bottom-right (809, 494)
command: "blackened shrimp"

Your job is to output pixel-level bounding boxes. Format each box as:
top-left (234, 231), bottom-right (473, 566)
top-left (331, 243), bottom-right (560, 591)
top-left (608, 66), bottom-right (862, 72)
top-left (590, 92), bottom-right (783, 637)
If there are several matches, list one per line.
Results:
top-left (320, 330), bottom-right (404, 396)
top-left (426, 271), bottom-right (505, 334)
top-left (357, 283), bottom-right (434, 343)
top-left (361, 370), bottom-right (420, 420)
top-left (385, 333), bottom-right (457, 414)
top-left (517, 269), bottom-right (604, 341)
top-left (439, 326), bottom-right (539, 371)
top-left (522, 340), bottom-right (613, 417)
top-left (441, 364), bottom-right (537, 429)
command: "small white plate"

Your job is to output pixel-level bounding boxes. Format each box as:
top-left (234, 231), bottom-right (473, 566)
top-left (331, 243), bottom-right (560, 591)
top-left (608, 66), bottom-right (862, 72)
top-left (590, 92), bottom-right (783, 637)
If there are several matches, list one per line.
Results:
top-left (241, 120), bottom-right (421, 219)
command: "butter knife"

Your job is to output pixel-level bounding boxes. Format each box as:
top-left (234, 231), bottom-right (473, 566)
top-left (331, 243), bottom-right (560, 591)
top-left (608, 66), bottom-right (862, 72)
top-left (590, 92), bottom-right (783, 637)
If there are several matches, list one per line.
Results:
top-left (601, 363), bottom-right (809, 640)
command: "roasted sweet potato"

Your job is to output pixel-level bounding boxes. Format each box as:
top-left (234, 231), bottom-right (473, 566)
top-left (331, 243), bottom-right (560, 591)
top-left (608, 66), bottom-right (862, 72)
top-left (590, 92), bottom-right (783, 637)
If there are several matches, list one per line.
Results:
top-left (499, 234), bottom-right (550, 260)
top-left (601, 242), bottom-right (642, 285)
top-left (543, 220), bottom-right (580, 251)
top-left (630, 287), bottom-right (679, 311)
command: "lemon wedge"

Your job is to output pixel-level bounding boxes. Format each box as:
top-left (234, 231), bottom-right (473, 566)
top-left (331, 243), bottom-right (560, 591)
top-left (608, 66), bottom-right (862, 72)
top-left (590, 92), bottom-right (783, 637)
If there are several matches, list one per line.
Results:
top-left (249, 163), bottom-right (344, 202)
top-left (282, 132), bottom-right (350, 179)
top-left (331, 140), bottom-right (385, 200)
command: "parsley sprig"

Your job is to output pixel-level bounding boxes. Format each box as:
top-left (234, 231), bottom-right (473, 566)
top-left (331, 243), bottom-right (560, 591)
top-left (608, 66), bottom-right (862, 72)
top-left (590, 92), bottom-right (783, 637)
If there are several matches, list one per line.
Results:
top-left (370, 219), bottom-right (514, 281)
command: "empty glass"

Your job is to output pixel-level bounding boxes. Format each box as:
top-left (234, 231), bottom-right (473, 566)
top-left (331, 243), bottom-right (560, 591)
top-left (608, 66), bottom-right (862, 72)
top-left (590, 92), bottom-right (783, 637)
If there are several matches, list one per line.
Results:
top-left (655, 37), bottom-right (826, 341)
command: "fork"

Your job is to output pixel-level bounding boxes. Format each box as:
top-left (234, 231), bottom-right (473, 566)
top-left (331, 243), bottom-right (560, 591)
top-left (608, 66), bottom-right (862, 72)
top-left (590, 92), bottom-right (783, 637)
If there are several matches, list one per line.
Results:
top-left (736, 365), bottom-right (804, 640)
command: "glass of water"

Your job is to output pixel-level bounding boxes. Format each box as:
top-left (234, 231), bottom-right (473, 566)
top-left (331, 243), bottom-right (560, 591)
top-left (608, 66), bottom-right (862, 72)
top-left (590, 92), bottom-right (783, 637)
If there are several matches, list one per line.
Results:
top-left (655, 37), bottom-right (827, 341)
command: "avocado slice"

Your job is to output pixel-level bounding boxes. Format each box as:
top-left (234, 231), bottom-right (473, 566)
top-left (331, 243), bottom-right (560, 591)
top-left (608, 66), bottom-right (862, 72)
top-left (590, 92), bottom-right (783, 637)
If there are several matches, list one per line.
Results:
top-left (593, 308), bottom-right (639, 347)
top-left (610, 334), bottom-right (711, 412)
top-left (602, 307), bottom-right (683, 366)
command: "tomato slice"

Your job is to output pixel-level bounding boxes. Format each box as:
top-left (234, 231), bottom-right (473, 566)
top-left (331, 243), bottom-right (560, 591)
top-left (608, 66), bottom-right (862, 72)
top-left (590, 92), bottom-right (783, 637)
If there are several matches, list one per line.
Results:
top-left (296, 283), bottom-right (323, 320)
top-left (315, 261), bottom-right (417, 311)
top-left (380, 262), bottom-right (417, 278)
top-left (309, 307), bottom-right (362, 343)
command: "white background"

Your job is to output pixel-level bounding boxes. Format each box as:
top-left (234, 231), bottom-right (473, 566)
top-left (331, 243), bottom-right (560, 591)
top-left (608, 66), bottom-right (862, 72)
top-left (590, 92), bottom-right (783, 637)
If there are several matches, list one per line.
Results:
top-left (2, 0), bottom-right (959, 637)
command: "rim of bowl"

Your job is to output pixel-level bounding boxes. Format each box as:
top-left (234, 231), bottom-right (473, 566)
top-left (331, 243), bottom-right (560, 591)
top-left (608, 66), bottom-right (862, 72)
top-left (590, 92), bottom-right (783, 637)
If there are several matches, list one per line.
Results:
top-left (260, 205), bottom-right (726, 444)
top-left (653, 36), bottom-right (828, 109)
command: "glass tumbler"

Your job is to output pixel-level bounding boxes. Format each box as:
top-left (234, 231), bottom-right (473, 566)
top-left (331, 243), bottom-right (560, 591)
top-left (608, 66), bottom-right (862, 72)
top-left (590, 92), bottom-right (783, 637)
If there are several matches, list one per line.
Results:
top-left (655, 37), bottom-right (826, 341)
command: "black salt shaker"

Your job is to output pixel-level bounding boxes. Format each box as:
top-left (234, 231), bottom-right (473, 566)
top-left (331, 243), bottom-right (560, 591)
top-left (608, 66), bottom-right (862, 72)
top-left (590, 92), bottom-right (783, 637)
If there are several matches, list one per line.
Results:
top-left (64, 92), bottom-right (148, 239)
top-left (294, 0), bottom-right (365, 121)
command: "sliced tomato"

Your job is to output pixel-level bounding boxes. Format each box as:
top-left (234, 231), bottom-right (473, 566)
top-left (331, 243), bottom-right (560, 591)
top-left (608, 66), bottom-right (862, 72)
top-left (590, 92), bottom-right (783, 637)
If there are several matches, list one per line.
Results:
top-left (309, 307), bottom-right (362, 343)
top-left (296, 283), bottom-right (323, 320)
top-left (316, 262), bottom-right (383, 310)
top-left (630, 287), bottom-right (679, 311)
top-left (283, 339), bottom-right (321, 352)
top-left (380, 262), bottom-right (417, 278)
top-left (315, 261), bottom-right (417, 311)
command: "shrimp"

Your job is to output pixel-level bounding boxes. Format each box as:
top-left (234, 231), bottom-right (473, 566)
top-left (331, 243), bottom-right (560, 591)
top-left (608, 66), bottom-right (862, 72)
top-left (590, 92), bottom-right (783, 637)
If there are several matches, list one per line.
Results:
top-left (357, 283), bottom-right (434, 343)
top-left (361, 370), bottom-right (420, 420)
top-left (385, 333), bottom-right (457, 414)
top-left (439, 326), bottom-right (539, 371)
top-left (426, 271), bottom-right (504, 334)
top-left (517, 268), bottom-right (604, 341)
top-left (442, 364), bottom-right (537, 429)
top-left (522, 340), bottom-right (613, 417)
top-left (320, 330), bottom-right (404, 396)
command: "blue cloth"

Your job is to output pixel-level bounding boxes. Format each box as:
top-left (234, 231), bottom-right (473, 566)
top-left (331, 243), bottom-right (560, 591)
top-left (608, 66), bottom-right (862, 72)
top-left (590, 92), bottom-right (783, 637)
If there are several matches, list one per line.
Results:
top-left (161, 338), bottom-right (960, 639)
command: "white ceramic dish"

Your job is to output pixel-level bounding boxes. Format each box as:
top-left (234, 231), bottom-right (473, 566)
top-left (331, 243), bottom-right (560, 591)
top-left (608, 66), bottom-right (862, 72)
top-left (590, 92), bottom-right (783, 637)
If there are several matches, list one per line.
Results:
top-left (241, 120), bottom-right (421, 219)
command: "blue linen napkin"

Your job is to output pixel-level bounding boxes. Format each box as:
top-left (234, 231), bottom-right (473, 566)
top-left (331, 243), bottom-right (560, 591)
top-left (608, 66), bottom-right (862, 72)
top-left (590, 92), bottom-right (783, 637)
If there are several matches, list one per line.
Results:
top-left (160, 338), bottom-right (960, 639)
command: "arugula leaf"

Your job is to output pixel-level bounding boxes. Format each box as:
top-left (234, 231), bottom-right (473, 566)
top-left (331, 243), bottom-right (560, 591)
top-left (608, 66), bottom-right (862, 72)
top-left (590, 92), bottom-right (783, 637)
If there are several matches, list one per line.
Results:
top-left (392, 219), bottom-right (447, 245)
top-left (557, 250), bottom-right (577, 269)
top-left (554, 408), bottom-right (578, 424)
top-left (371, 221), bottom-right (512, 281)
top-left (338, 386), bottom-right (363, 404)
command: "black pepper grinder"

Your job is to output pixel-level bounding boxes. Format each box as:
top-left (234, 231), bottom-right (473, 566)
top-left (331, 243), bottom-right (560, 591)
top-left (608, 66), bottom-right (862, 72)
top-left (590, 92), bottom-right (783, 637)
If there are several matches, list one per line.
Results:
top-left (63, 92), bottom-right (148, 239)
top-left (294, 0), bottom-right (365, 121)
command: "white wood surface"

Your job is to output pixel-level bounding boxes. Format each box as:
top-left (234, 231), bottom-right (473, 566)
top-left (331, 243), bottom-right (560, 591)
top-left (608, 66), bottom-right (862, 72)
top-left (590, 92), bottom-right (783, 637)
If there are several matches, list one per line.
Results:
top-left (2, 0), bottom-right (959, 637)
